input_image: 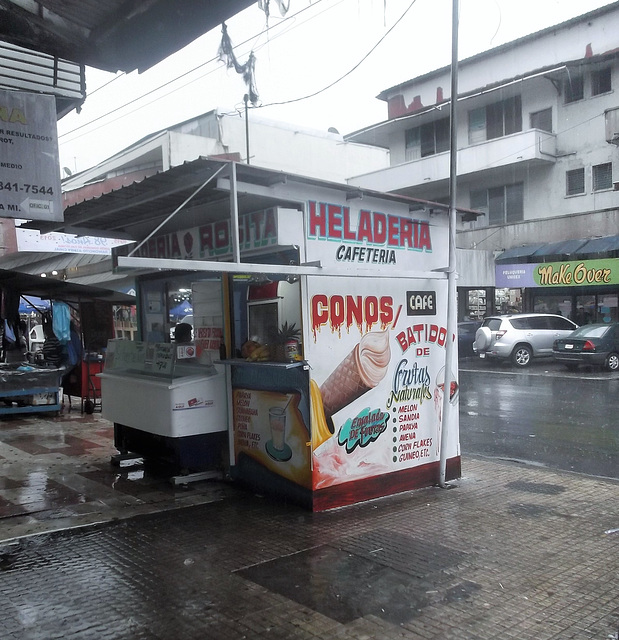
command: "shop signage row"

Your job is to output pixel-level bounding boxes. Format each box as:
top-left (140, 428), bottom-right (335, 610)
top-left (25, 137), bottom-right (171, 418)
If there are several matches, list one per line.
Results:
top-left (124, 198), bottom-right (448, 274)
top-left (496, 258), bottom-right (619, 288)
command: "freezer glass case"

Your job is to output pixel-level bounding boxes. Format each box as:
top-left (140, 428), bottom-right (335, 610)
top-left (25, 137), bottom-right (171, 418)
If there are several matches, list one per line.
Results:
top-left (100, 340), bottom-right (227, 438)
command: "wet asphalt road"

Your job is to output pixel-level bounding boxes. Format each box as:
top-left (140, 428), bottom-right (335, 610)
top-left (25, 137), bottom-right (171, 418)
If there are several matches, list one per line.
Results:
top-left (458, 357), bottom-right (619, 479)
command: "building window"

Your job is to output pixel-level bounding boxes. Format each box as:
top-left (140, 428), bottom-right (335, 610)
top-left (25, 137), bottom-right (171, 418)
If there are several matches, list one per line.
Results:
top-left (564, 73), bottom-right (584, 103)
top-left (470, 183), bottom-right (524, 225)
top-left (468, 96), bottom-right (522, 144)
top-left (591, 67), bottom-right (612, 96)
top-left (592, 162), bottom-right (612, 191)
top-left (530, 108), bottom-right (552, 132)
top-left (405, 117), bottom-right (450, 161)
top-left (566, 168), bottom-right (585, 195)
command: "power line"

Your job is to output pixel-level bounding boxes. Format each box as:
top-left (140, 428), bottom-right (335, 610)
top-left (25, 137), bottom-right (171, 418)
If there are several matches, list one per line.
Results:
top-left (59, 0), bottom-right (334, 142)
top-left (252, 0), bottom-right (418, 109)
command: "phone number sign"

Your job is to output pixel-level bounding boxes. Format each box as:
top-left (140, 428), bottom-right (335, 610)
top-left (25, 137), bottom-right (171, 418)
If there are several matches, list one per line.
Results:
top-left (0, 89), bottom-right (62, 222)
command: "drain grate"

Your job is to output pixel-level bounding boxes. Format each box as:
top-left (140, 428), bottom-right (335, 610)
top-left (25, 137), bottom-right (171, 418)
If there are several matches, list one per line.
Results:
top-left (507, 481), bottom-right (567, 495)
top-left (237, 531), bottom-right (469, 625)
top-left (238, 545), bottom-right (429, 624)
top-left (508, 502), bottom-right (554, 517)
top-left (338, 528), bottom-right (466, 578)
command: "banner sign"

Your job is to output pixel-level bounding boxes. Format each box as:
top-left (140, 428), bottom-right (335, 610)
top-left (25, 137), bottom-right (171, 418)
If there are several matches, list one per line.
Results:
top-left (305, 275), bottom-right (459, 492)
top-left (0, 89), bottom-right (62, 221)
top-left (131, 208), bottom-right (279, 260)
top-left (17, 227), bottom-right (130, 254)
top-left (496, 259), bottom-right (619, 288)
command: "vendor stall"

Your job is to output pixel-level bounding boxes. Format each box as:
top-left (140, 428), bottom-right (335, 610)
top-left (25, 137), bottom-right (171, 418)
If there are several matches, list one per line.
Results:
top-left (0, 363), bottom-right (62, 415)
top-left (98, 159), bottom-right (462, 510)
top-left (0, 269), bottom-right (134, 415)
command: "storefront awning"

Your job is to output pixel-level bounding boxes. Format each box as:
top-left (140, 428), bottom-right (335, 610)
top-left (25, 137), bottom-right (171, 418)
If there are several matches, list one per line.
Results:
top-left (573, 235), bottom-right (619, 255)
top-left (495, 243), bottom-right (547, 262)
top-left (497, 236), bottom-right (619, 262)
top-left (531, 239), bottom-right (589, 257)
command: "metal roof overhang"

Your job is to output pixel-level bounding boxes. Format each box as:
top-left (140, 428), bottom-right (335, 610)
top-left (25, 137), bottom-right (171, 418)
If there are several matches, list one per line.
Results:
top-left (0, 0), bottom-right (256, 73)
top-left (21, 157), bottom-right (480, 281)
top-left (24, 157), bottom-right (471, 241)
top-left (0, 268), bottom-right (134, 305)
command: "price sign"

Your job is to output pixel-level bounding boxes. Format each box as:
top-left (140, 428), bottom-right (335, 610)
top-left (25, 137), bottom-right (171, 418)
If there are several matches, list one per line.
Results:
top-left (150, 343), bottom-right (175, 375)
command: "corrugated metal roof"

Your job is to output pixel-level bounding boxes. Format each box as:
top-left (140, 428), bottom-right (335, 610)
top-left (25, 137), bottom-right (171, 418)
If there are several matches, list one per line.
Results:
top-left (24, 157), bottom-right (464, 240)
top-left (0, 0), bottom-right (256, 73)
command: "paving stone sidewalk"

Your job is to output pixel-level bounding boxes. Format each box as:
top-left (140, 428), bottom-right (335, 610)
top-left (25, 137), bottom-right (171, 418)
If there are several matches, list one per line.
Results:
top-left (0, 457), bottom-right (617, 640)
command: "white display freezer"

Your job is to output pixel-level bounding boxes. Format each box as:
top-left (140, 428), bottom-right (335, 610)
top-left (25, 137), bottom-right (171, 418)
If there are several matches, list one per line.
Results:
top-left (100, 339), bottom-right (229, 473)
top-left (100, 370), bottom-right (227, 437)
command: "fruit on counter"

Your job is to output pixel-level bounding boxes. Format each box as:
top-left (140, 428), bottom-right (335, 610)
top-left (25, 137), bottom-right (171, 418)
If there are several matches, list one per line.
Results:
top-left (246, 344), bottom-right (271, 361)
top-left (241, 340), bottom-right (261, 359)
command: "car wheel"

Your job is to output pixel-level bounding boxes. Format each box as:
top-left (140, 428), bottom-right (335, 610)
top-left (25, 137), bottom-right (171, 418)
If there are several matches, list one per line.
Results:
top-left (473, 327), bottom-right (491, 353)
top-left (605, 352), bottom-right (619, 372)
top-left (511, 344), bottom-right (532, 367)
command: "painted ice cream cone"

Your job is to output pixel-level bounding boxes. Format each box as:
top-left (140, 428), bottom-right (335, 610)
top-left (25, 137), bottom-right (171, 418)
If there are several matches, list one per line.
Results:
top-left (319, 330), bottom-right (390, 420)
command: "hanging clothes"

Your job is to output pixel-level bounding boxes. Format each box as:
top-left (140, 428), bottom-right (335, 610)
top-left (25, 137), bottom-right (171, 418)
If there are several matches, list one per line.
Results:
top-left (52, 301), bottom-right (71, 344)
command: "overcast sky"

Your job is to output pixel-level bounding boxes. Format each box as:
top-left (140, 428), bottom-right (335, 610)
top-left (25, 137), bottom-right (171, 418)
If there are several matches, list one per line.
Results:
top-left (56, 0), bottom-right (614, 175)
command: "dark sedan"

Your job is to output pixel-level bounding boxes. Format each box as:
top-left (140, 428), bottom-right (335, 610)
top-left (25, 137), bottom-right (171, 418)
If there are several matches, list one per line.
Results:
top-left (553, 322), bottom-right (619, 371)
top-left (458, 320), bottom-right (482, 359)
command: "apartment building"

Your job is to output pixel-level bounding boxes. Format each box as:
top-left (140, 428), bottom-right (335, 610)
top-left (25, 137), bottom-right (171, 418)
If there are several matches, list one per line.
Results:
top-left (347, 2), bottom-right (619, 324)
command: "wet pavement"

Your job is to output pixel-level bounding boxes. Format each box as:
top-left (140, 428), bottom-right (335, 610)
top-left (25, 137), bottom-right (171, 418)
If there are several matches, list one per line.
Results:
top-left (0, 410), bottom-right (237, 542)
top-left (458, 358), bottom-right (619, 479)
top-left (1, 403), bottom-right (618, 639)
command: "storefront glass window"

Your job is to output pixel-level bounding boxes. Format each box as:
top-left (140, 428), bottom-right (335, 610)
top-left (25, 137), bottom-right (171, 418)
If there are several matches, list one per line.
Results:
top-left (574, 295), bottom-right (596, 325)
top-left (533, 294), bottom-right (571, 318)
top-left (466, 289), bottom-right (487, 319)
top-left (495, 288), bottom-right (522, 314)
top-left (597, 294), bottom-right (618, 323)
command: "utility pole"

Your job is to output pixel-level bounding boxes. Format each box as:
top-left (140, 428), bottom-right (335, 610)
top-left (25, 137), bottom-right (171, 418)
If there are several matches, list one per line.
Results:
top-left (439, 0), bottom-right (459, 488)
top-left (244, 94), bottom-right (250, 164)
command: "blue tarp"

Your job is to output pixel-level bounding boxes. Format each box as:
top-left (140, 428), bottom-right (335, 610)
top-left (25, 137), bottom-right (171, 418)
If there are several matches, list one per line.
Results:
top-left (19, 296), bottom-right (51, 314)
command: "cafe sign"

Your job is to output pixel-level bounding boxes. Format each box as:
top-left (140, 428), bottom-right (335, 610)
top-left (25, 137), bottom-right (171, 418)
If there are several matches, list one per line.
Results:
top-left (496, 258), bottom-right (619, 288)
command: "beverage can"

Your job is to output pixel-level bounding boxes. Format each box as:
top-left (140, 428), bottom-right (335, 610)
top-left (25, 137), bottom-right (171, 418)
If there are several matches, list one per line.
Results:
top-left (285, 339), bottom-right (300, 362)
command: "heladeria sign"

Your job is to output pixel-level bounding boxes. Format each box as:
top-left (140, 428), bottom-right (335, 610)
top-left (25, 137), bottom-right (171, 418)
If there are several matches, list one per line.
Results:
top-left (0, 89), bottom-right (62, 222)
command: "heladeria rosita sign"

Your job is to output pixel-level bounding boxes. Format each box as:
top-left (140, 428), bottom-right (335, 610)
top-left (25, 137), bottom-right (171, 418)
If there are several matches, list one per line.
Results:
top-left (305, 276), bottom-right (460, 509)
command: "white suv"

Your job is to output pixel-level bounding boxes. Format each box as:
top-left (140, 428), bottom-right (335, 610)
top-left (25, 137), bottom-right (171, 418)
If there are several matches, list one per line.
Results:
top-left (473, 313), bottom-right (578, 367)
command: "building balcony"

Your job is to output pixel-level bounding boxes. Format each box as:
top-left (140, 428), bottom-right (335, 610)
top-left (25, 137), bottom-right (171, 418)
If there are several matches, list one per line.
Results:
top-left (349, 129), bottom-right (556, 194)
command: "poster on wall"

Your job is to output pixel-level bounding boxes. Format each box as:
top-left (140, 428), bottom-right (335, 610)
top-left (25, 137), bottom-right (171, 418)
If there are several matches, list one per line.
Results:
top-left (305, 276), bottom-right (459, 493)
top-left (0, 89), bottom-right (63, 221)
top-left (191, 280), bottom-right (224, 361)
top-left (232, 388), bottom-right (312, 489)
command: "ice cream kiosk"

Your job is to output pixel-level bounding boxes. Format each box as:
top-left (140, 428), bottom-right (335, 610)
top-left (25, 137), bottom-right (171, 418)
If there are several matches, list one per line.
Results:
top-left (108, 160), bottom-right (461, 510)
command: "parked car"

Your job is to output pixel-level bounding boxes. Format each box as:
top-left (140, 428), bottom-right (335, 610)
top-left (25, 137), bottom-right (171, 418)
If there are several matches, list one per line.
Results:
top-left (553, 322), bottom-right (619, 371)
top-left (473, 313), bottom-right (578, 367)
top-left (458, 320), bottom-right (482, 358)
